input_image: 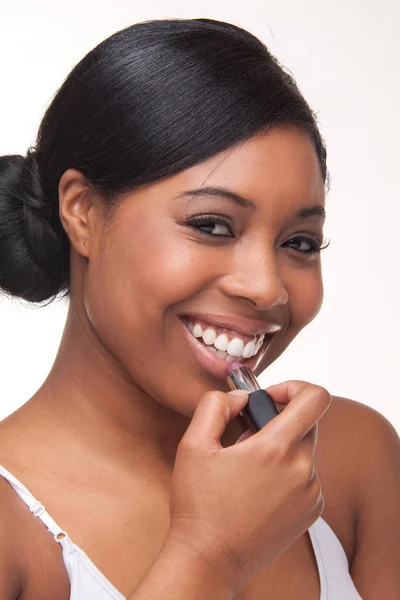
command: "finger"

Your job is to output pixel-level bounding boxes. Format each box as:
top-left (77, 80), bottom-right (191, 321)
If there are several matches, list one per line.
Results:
top-left (249, 382), bottom-right (330, 447)
top-left (265, 380), bottom-right (311, 405)
top-left (300, 423), bottom-right (318, 456)
top-left (234, 429), bottom-right (253, 445)
top-left (184, 390), bottom-right (249, 449)
top-left (300, 424), bottom-right (319, 480)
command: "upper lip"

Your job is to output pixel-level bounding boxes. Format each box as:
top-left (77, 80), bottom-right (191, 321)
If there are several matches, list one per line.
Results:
top-left (181, 312), bottom-right (283, 337)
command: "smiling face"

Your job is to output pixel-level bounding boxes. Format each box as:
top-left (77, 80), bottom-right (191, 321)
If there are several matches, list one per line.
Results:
top-left (69, 124), bottom-right (326, 419)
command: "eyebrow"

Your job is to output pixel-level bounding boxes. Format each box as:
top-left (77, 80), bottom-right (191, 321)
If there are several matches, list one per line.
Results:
top-left (178, 186), bottom-right (326, 221)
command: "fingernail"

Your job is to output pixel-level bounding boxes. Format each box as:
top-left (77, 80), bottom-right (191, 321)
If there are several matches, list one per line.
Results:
top-left (228, 390), bottom-right (248, 397)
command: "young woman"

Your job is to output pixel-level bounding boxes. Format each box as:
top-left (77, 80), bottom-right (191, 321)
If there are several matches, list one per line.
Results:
top-left (0, 18), bottom-right (398, 600)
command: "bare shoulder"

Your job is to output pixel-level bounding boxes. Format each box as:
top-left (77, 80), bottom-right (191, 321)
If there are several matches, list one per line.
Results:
top-left (0, 476), bottom-right (27, 598)
top-left (323, 393), bottom-right (397, 426)
top-left (319, 394), bottom-right (399, 463)
top-left (0, 444), bottom-right (71, 600)
top-left (321, 396), bottom-right (400, 596)
top-left (315, 394), bottom-right (400, 569)
top-left (317, 393), bottom-right (399, 497)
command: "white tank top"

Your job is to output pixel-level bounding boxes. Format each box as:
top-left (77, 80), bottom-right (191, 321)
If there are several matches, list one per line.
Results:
top-left (0, 464), bottom-right (363, 599)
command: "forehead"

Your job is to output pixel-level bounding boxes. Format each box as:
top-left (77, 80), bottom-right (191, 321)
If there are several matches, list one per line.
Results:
top-left (173, 124), bottom-right (325, 211)
top-left (112, 124), bottom-right (326, 229)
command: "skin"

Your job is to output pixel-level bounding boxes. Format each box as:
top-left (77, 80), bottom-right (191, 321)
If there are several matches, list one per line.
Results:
top-left (2, 124), bottom-right (328, 595)
top-left (22, 124), bottom-right (326, 471)
top-left (1, 123), bottom-right (399, 600)
top-left (0, 126), bottom-right (400, 600)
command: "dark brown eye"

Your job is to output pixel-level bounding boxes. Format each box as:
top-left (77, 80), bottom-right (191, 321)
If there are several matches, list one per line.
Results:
top-left (283, 235), bottom-right (330, 254)
top-left (186, 215), bottom-right (234, 238)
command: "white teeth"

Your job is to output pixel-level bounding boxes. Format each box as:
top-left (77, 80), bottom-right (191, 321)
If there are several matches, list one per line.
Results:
top-left (242, 340), bottom-right (256, 359)
top-left (227, 337), bottom-right (244, 357)
top-left (203, 328), bottom-right (217, 345)
top-left (256, 336), bottom-right (264, 352)
top-left (193, 324), bottom-right (203, 338)
top-left (214, 333), bottom-right (229, 352)
top-left (225, 354), bottom-right (240, 362)
top-left (184, 319), bottom-right (268, 360)
top-left (205, 345), bottom-right (244, 362)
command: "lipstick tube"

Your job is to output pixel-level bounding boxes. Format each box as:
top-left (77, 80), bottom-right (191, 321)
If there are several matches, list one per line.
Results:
top-left (227, 365), bottom-right (280, 432)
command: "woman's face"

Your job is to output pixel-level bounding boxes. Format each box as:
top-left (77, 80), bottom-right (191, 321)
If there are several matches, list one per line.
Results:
top-left (80, 125), bottom-right (325, 418)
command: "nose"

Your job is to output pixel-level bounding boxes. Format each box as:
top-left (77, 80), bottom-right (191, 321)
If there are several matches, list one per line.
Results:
top-left (219, 245), bottom-right (289, 311)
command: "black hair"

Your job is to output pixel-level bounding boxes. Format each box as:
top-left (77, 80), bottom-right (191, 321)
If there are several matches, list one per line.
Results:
top-left (0, 18), bottom-right (329, 306)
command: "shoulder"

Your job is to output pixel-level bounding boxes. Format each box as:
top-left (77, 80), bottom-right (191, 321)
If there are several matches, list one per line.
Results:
top-left (319, 394), bottom-right (399, 464)
top-left (0, 476), bottom-right (27, 598)
top-left (318, 393), bottom-right (400, 499)
top-left (323, 393), bottom-right (396, 426)
top-left (324, 400), bottom-right (400, 595)
top-left (316, 395), bottom-right (400, 568)
top-left (0, 452), bottom-right (72, 599)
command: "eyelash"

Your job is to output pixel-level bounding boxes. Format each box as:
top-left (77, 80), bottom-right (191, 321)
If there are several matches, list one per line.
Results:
top-left (186, 214), bottom-right (330, 255)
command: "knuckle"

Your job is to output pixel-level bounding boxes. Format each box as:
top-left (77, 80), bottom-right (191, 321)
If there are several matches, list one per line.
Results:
top-left (177, 434), bottom-right (197, 455)
top-left (287, 382), bottom-right (332, 414)
top-left (203, 390), bottom-right (226, 404)
top-left (316, 491), bottom-right (325, 514)
top-left (311, 385), bottom-right (332, 408)
top-left (307, 478), bottom-right (324, 511)
top-left (311, 487), bottom-right (325, 516)
top-left (266, 436), bottom-right (292, 463)
top-left (201, 391), bottom-right (230, 419)
top-left (302, 480), bottom-right (324, 523)
top-left (293, 455), bottom-right (316, 485)
top-left (308, 475), bottom-right (322, 497)
top-left (286, 380), bottom-right (309, 397)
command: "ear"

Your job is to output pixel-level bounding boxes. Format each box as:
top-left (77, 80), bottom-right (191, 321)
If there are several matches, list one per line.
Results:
top-left (58, 169), bottom-right (100, 258)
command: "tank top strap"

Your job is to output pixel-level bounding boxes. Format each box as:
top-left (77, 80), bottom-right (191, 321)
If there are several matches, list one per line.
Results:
top-left (0, 463), bottom-right (69, 544)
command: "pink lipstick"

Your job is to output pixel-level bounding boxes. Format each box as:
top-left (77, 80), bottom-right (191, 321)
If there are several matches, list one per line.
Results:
top-left (226, 361), bottom-right (280, 432)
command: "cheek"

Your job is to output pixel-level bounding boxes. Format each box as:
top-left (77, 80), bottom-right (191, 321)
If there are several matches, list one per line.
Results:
top-left (82, 218), bottom-right (210, 359)
top-left (257, 267), bottom-right (323, 375)
top-left (81, 217), bottom-right (222, 415)
top-left (287, 267), bottom-right (324, 332)
top-left (107, 224), bottom-right (216, 313)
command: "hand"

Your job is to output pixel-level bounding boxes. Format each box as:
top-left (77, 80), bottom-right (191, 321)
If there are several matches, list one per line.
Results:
top-left (167, 381), bottom-right (331, 589)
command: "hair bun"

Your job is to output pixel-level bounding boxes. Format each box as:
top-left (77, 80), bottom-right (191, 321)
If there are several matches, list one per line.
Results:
top-left (0, 149), bottom-right (69, 304)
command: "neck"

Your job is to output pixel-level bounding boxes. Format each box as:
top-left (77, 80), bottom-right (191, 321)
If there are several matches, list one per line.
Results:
top-left (16, 303), bottom-right (243, 482)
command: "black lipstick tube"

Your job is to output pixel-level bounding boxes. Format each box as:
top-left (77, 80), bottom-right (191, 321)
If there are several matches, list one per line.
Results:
top-left (227, 366), bottom-right (280, 432)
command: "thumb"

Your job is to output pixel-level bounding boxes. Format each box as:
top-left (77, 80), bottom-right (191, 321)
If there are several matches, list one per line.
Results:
top-left (185, 390), bottom-right (249, 449)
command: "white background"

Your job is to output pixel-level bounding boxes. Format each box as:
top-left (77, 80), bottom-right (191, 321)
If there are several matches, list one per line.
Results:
top-left (0, 1), bottom-right (399, 433)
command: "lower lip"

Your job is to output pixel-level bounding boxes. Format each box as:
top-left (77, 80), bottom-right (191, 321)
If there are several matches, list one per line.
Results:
top-left (179, 318), bottom-right (271, 380)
